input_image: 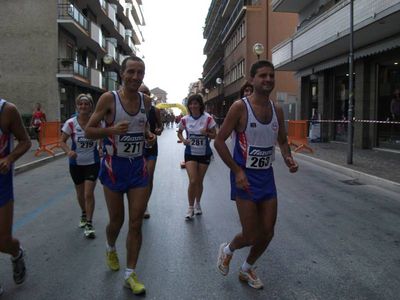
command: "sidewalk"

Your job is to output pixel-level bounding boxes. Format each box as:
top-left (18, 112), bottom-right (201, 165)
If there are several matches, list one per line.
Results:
top-left (14, 140), bottom-right (64, 174)
top-left (292, 141), bottom-right (400, 187)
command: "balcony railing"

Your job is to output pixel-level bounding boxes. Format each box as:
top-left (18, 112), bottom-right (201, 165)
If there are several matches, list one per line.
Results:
top-left (58, 2), bottom-right (89, 31)
top-left (58, 58), bottom-right (89, 80)
top-left (99, 0), bottom-right (107, 11)
top-left (102, 76), bottom-right (119, 91)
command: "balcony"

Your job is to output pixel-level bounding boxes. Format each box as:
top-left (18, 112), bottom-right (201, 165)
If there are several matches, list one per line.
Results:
top-left (90, 22), bottom-right (103, 48)
top-left (57, 59), bottom-right (90, 85)
top-left (272, 0), bottom-right (400, 71)
top-left (91, 68), bottom-right (102, 89)
top-left (107, 3), bottom-right (117, 28)
top-left (106, 39), bottom-right (117, 61)
top-left (102, 73), bottom-right (120, 91)
top-left (272, 0), bottom-right (314, 13)
top-left (58, 2), bottom-right (89, 33)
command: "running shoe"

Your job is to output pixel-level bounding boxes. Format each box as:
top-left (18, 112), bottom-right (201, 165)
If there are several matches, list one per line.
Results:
top-left (79, 216), bottom-right (87, 228)
top-left (217, 242), bottom-right (232, 276)
top-left (106, 250), bottom-right (120, 271)
top-left (185, 207), bottom-right (194, 220)
top-left (11, 248), bottom-right (26, 285)
top-left (124, 272), bottom-right (146, 294)
top-left (239, 267), bottom-right (264, 289)
top-left (143, 208), bottom-right (150, 219)
top-left (194, 203), bottom-right (202, 215)
top-left (84, 223), bottom-right (96, 239)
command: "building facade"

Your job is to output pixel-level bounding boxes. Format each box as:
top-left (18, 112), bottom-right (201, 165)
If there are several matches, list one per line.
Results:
top-left (0, 0), bottom-right (145, 122)
top-left (272, 0), bottom-right (400, 150)
top-left (151, 87), bottom-right (167, 104)
top-left (202, 0), bottom-right (298, 125)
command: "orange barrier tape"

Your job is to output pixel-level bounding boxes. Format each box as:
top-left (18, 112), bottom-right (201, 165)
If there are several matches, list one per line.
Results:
top-left (34, 122), bottom-right (62, 157)
top-left (287, 120), bottom-right (314, 154)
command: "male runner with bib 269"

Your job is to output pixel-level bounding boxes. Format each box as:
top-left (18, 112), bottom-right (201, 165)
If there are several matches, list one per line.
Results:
top-left (214, 60), bottom-right (298, 289)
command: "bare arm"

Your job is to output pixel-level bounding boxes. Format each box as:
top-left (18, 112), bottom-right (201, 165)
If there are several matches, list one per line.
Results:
top-left (85, 92), bottom-right (128, 139)
top-left (275, 104), bottom-right (298, 173)
top-left (214, 101), bottom-right (242, 174)
top-left (154, 107), bottom-right (163, 135)
top-left (177, 127), bottom-right (190, 145)
top-left (60, 132), bottom-right (77, 159)
top-left (0, 104), bottom-right (31, 174)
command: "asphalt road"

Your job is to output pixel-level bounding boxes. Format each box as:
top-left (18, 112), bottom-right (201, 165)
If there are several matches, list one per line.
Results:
top-left (1, 127), bottom-right (399, 299)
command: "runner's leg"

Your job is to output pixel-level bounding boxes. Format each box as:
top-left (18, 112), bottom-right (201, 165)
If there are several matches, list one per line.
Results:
top-left (126, 187), bottom-right (148, 268)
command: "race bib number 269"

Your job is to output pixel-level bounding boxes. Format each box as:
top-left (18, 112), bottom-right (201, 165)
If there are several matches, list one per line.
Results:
top-left (246, 145), bottom-right (274, 169)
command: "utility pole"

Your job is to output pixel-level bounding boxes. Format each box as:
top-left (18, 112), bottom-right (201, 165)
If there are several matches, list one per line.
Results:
top-left (347, 0), bottom-right (354, 164)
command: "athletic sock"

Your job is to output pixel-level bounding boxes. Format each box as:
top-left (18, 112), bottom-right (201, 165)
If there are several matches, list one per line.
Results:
top-left (106, 243), bottom-right (116, 252)
top-left (223, 243), bottom-right (234, 255)
top-left (11, 248), bottom-right (23, 261)
top-left (125, 268), bottom-right (135, 280)
top-left (241, 261), bottom-right (253, 272)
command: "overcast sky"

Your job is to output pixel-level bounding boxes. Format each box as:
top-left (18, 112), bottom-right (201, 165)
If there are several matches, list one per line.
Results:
top-left (140, 0), bottom-right (212, 103)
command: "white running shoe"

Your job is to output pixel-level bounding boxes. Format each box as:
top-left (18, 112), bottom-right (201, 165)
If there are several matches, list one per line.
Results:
top-left (239, 267), bottom-right (264, 289)
top-left (194, 203), bottom-right (202, 215)
top-left (185, 207), bottom-right (194, 220)
top-left (217, 242), bottom-right (232, 276)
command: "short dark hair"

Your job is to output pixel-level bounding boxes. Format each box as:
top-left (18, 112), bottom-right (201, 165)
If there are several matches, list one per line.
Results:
top-left (186, 94), bottom-right (205, 115)
top-left (240, 81), bottom-right (253, 98)
top-left (250, 60), bottom-right (275, 78)
top-left (121, 55), bottom-right (145, 73)
top-left (139, 84), bottom-right (150, 96)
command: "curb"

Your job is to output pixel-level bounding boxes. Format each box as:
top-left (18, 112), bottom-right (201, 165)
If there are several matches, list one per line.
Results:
top-left (14, 152), bottom-right (65, 175)
top-left (292, 151), bottom-right (400, 194)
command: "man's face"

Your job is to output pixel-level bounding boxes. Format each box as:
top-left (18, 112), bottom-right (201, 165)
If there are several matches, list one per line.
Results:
top-left (251, 66), bottom-right (275, 95)
top-left (121, 59), bottom-right (145, 92)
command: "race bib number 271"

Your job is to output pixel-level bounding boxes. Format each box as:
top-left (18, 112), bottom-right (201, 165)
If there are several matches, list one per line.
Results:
top-left (117, 133), bottom-right (144, 157)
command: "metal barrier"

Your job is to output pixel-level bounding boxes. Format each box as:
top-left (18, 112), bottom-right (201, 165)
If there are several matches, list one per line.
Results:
top-left (34, 122), bottom-right (62, 157)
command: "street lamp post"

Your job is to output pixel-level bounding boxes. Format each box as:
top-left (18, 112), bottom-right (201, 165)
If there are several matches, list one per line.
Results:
top-left (216, 77), bottom-right (224, 127)
top-left (253, 42), bottom-right (265, 60)
top-left (103, 54), bottom-right (113, 91)
top-left (347, 0), bottom-right (354, 164)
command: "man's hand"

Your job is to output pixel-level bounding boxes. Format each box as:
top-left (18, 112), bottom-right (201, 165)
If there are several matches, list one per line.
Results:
top-left (284, 156), bottom-right (298, 173)
top-left (0, 157), bottom-right (12, 174)
top-left (112, 120), bottom-right (130, 135)
top-left (145, 132), bottom-right (156, 147)
top-left (183, 138), bottom-right (191, 145)
top-left (234, 168), bottom-right (249, 190)
top-left (154, 127), bottom-right (162, 135)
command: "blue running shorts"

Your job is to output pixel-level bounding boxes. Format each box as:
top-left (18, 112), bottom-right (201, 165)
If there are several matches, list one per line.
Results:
top-left (230, 167), bottom-right (277, 202)
top-left (0, 170), bottom-right (14, 207)
top-left (99, 155), bottom-right (148, 193)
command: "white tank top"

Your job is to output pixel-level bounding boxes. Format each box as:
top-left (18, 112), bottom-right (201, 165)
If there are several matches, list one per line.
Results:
top-left (232, 97), bottom-right (279, 169)
top-left (179, 112), bottom-right (216, 156)
top-left (0, 99), bottom-right (13, 160)
top-left (62, 117), bottom-right (99, 165)
top-left (104, 91), bottom-right (147, 158)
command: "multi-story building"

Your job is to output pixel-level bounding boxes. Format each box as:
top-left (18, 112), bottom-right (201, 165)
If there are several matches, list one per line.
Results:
top-left (151, 87), bottom-right (167, 104)
top-left (188, 80), bottom-right (203, 96)
top-left (272, 0), bottom-right (400, 150)
top-left (202, 0), bottom-right (298, 124)
top-left (0, 0), bottom-right (144, 122)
